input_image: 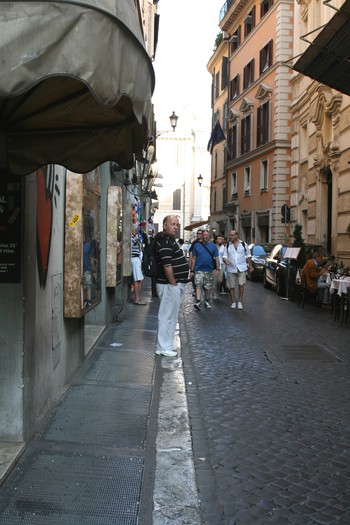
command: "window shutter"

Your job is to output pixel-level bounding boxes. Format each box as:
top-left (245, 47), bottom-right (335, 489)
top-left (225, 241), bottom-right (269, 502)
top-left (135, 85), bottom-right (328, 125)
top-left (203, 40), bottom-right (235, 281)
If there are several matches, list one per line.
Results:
top-left (257, 106), bottom-right (262, 146)
top-left (269, 39), bottom-right (273, 67)
top-left (221, 57), bottom-right (228, 89)
top-left (252, 6), bottom-right (256, 27)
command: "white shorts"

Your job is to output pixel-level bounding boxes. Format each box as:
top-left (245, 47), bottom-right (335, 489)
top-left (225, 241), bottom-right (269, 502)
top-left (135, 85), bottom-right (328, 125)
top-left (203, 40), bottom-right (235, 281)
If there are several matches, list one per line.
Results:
top-left (227, 271), bottom-right (247, 288)
top-left (132, 257), bottom-right (143, 281)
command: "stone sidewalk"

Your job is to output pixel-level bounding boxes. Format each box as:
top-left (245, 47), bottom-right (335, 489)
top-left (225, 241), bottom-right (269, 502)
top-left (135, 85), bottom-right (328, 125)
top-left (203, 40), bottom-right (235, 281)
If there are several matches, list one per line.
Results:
top-left (0, 282), bottom-right (200, 525)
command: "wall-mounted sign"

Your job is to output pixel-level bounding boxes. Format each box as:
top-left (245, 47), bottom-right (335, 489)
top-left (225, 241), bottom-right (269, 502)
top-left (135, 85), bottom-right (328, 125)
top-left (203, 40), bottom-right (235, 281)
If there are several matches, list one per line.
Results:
top-left (0, 177), bottom-right (21, 283)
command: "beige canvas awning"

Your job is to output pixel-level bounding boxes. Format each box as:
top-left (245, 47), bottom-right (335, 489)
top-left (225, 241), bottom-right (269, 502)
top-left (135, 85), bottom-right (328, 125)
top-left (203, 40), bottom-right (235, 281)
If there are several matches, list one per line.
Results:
top-left (184, 220), bottom-right (210, 231)
top-left (0, 0), bottom-right (155, 175)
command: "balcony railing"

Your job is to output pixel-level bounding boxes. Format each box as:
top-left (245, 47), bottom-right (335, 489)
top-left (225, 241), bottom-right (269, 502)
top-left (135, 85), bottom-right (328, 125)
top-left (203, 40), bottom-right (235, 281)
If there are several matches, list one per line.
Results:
top-left (219, 0), bottom-right (235, 23)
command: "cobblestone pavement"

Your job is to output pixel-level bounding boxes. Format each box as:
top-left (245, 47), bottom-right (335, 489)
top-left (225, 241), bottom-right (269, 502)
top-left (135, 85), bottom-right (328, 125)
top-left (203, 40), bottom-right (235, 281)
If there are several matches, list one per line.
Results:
top-left (179, 281), bottom-right (350, 525)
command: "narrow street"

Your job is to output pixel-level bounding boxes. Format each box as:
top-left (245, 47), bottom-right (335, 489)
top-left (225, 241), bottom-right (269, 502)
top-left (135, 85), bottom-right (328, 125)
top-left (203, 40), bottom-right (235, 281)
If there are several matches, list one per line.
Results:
top-left (180, 281), bottom-right (350, 525)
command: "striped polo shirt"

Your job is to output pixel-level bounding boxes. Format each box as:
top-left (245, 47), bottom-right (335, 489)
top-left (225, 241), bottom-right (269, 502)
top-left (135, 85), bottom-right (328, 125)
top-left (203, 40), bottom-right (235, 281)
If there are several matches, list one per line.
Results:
top-left (154, 233), bottom-right (189, 284)
top-left (131, 234), bottom-right (142, 257)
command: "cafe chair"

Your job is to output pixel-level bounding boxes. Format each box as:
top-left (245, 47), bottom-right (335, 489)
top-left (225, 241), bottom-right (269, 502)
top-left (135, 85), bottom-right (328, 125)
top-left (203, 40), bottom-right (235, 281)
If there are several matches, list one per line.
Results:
top-left (298, 270), bottom-right (318, 309)
top-left (332, 292), bottom-right (349, 323)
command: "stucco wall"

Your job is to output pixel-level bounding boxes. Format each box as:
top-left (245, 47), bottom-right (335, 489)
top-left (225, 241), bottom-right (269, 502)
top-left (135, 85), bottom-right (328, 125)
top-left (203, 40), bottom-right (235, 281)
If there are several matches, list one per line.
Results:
top-left (0, 284), bottom-right (24, 440)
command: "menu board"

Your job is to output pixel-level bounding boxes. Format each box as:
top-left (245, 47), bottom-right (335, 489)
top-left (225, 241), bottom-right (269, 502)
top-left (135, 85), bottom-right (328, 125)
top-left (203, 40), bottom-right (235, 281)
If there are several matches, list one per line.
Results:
top-left (0, 177), bottom-right (21, 283)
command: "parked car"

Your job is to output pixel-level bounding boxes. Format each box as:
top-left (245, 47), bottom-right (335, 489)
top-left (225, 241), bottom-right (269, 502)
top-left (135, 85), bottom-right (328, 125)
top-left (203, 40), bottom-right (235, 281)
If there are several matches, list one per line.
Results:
top-left (263, 243), bottom-right (331, 296)
top-left (248, 243), bottom-right (274, 281)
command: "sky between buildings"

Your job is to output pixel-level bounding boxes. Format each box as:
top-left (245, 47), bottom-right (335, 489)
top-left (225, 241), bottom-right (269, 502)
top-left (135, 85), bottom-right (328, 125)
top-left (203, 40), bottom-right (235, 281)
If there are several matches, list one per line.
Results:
top-left (153, 0), bottom-right (223, 136)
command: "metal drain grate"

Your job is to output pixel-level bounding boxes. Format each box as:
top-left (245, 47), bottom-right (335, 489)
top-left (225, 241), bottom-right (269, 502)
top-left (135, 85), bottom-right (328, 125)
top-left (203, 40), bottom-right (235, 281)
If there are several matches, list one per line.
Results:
top-left (277, 344), bottom-right (337, 361)
top-left (0, 450), bottom-right (142, 524)
top-left (86, 349), bottom-right (154, 385)
top-left (42, 384), bottom-right (151, 448)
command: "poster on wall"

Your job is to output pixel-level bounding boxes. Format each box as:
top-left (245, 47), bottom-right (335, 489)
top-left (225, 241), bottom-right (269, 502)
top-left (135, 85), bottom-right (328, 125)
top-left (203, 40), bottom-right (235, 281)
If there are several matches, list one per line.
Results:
top-left (0, 176), bottom-right (21, 283)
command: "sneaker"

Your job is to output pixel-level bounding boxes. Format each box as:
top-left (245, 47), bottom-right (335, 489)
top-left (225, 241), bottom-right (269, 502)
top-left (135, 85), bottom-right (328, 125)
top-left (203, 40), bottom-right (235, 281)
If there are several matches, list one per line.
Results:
top-left (193, 302), bottom-right (201, 310)
top-left (237, 302), bottom-right (243, 310)
top-left (231, 303), bottom-right (236, 309)
top-left (205, 301), bottom-right (211, 309)
top-left (155, 349), bottom-right (178, 357)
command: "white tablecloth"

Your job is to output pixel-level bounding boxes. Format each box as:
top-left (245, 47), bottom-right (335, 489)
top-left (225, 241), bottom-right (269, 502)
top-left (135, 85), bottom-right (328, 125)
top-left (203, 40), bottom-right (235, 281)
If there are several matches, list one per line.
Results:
top-left (329, 277), bottom-right (350, 296)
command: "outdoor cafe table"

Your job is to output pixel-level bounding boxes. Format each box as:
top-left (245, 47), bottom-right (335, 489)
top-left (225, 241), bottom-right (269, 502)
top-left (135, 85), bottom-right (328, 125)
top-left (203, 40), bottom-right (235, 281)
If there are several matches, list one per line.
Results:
top-left (328, 276), bottom-right (350, 323)
top-left (329, 276), bottom-right (350, 296)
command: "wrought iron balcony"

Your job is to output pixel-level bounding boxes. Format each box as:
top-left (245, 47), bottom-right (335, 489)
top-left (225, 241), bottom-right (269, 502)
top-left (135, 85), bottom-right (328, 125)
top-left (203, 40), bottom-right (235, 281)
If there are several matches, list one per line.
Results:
top-left (219, 0), bottom-right (235, 23)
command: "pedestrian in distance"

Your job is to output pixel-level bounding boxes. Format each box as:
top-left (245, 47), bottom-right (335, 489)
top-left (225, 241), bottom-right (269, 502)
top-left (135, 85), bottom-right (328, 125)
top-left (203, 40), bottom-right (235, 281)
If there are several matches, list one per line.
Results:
top-left (213, 234), bottom-right (225, 300)
top-left (153, 215), bottom-right (189, 357)
top-left (191, 230), bottom-right (220, 310)
top-left (223, 230), bottom-right (253, 310)
top-left (188, 229), bottom-right (203, 296)
top-left (131, 226), bottom-right (146, 305)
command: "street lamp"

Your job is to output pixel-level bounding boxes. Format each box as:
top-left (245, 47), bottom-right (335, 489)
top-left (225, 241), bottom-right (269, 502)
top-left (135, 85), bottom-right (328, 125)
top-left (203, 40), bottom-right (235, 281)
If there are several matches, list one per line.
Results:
top-left (169, 111), bottom-right (178, 131)
top-left (156, 111), bottom-right (179, 137)
top-left (197, 174), bottom-right (203, 187)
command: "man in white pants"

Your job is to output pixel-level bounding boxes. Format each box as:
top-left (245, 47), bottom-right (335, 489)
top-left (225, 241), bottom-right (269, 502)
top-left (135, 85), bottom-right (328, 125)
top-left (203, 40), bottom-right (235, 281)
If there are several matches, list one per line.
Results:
top-left (153, 216), bottom-right (189, 357)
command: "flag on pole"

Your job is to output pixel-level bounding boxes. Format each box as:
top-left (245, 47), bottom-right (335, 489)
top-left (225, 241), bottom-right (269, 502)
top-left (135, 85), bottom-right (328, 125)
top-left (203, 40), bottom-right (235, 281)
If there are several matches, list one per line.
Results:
top-left (207, 121), bottom-right (226, 154)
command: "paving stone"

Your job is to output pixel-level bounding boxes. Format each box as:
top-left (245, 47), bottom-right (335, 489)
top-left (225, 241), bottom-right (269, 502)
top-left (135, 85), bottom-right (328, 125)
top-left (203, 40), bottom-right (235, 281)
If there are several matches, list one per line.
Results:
top-left (180, 283), bottom-right (350, 525)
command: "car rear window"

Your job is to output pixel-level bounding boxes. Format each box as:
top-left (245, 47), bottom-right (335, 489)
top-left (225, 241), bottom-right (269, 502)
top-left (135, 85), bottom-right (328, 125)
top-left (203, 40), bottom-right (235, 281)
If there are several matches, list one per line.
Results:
top-left (253, 245), bottom-right (267, 256)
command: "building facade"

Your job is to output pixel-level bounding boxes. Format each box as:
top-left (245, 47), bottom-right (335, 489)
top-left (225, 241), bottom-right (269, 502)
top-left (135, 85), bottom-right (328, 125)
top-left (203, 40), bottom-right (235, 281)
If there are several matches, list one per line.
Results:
top-left (0, 0), bottom-right (157, 466)
top-left (210, 0), bottom-right (294, 243)
top-left (153, 127), bottom-right (210, 241)
top-left (207, 35), bottom-right (229, 237)
top-left (290, 0), bottom-right (350, 263)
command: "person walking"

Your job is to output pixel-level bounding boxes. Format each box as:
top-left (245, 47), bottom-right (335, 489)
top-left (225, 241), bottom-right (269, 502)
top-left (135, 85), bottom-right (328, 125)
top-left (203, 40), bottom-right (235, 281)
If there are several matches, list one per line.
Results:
top-left (188, 229), bottom-right (203, 296)
top-left (213, 234), bottom-right (225, 300)
top-left (131, 226), bottom-right (146, 305)
top-left (191, 230), bottom-right (219, 310)
top-left (153, 215), bottom-right (189, 357)
top-left (223, 230), bottom-right (253, 310)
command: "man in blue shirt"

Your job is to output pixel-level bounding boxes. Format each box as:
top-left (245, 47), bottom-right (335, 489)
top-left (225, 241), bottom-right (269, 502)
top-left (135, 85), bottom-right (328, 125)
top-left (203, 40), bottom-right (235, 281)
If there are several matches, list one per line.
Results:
top-left (190, 230), bottom-right (219, 310)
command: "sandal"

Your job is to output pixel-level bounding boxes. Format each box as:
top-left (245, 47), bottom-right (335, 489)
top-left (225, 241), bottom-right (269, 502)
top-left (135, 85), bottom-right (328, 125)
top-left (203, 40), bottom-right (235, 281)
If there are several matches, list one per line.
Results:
top-left (133, 300), bottom-right (147, 305)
